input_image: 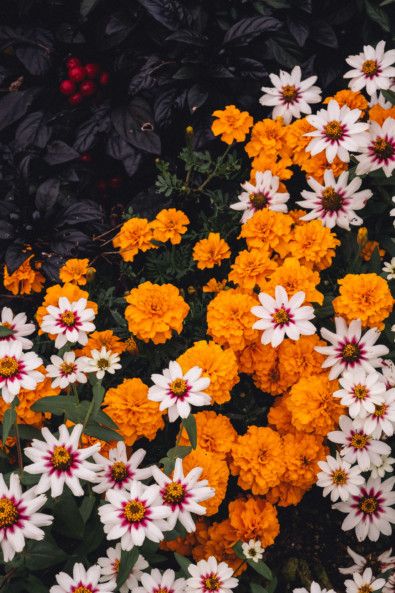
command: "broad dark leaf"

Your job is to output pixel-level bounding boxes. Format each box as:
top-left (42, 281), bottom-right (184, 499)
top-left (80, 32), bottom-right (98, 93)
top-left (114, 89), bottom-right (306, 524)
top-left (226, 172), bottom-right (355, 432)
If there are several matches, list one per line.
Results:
top-left (2, 407), bottom-right (16, 443)
top-left (24, 540), bottom-right (68, 570)
top-left (5, 243), bottom-right (29, 274)
top-left (137, 0), bottom-right (187, 31)
top-left (50, 229), bottom-right (93, 256)
top-left (187, 84), bottom-right (208, 113)
top-left (106, 134), bottom-right (142, 175)
top-left (41, 253), bottom-right (65, 282)
top-left (81, 0), bottom-right (101, 18)
top-left (166, 30), bottom-right (207, 46)
top-left (59, 201), bottom-right (102, 226)
top-left (0, 88), bottom-right (38, 132)
top-left (15, 28), bottom-right (54, 75)
top-left (35, 178), bottom-right (60, 212)
top-left (154, 87), bottom-right (178, 127)
top-left (56, 23), bottom-right (85, 44)
top-left (128, 56), bottom-right (165, 95)
top-left (287, 15), bottom-right (309, 46)
top-left (44, 141), bottom-right (79, 165)
top-left (117, 548), bottom-right (140, 587)
top-left (0, 220), bottom-right (14, 240)
top-left (74, 105), bottom-right (110, 153)
top-left (223, 16), bottom-right (282, 45)
top-left (15, 111), bottom-right (51, 149)
top-left (311, 20), bottom-right (338, 48)
top-left (364, 0), bottom-right (390, 32)
top-left (266, 38), bottom-right (300, 68)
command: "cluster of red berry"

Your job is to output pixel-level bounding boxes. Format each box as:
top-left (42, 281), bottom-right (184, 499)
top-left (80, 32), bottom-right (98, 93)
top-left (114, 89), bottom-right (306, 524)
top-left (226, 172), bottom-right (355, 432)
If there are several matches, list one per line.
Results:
top-left (59, 57), bottom-right (109, 106)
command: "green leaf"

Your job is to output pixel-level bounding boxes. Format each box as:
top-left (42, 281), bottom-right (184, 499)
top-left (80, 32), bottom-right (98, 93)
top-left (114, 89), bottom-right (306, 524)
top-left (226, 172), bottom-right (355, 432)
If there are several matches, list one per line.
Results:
top-left (110, 309), bottom-right (127, 328)
top-left (96, 409), bottom-right (119, 430)
top-left (91, 382), bottom-right (105, 420)
top-left (364, 0), bottom-right (390, 31)
top-left (182, 415), bottom-right (197, 449)
top-left (24, 539), bottom-right (67, 570)
top-left (52, 492), bottom-right (85, 539)
top-left (174, 552), bottom-right (191, 576)
top-left (79, 494), bottom-right (96, 523)
top-left (382, 89), bottom-right (395, 105)
top-left (2, 407), bottom-right (16, 443)
top-left (233, 541), bottom-right (273, 580)
top-left (368, 246), bottom-right (382, 274)
top-left (0, 325), bottom-right (13, 337)
top-left (117, 547), bottom-right (140, 587)
top-left (167, 446), bottom-right (192, 459)
top-left (31, 395), bottom-right (74, 416)
top-left (251, 584), bottom-right (267, 593)
top-left (84, 423), bottom-right (123, 441)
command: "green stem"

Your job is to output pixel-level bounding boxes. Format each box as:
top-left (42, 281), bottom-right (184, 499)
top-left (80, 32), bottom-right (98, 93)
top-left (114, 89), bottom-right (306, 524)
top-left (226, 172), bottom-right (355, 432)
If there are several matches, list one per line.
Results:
top-left (195, 144), bottom-right (232, 193)
top-left (14, 418), bottom-right (23, 472)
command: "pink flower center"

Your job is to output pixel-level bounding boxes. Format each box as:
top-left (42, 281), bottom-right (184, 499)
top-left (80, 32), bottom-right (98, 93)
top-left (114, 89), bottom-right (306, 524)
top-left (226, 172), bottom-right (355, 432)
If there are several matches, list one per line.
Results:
top-left (169, 378), bottom-right (189, 400)
top-left (272, 307), bottom-right (292, 327)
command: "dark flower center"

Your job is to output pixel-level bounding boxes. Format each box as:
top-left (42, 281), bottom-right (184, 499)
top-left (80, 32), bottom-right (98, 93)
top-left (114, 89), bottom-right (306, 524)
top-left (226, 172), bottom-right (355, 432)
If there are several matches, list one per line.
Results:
top-left (362, 59), bottom-right (379, 76)
top-left (359, 495), bottom-right (378, 514)
top-left (324, 120), bottom-right (343, 140)
top-left (163, 481), bottom-right (185, 505)
top-left (372, 138), bottom-right (394, 159)
top-left (321, 187), bottom-right (343, 211)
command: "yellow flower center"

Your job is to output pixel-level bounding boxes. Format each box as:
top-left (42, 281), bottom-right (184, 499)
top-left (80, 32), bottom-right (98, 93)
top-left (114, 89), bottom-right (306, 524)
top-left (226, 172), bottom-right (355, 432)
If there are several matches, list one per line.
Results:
top-left (358, 586), bottom-right (373, 593)
top-left (74, 588), bottom-right (93, 593)
top-left (60, 362), bottom-right (76, 375)
top-left (124, 500), bottom-right (146, 523)
top-left (281, 84), bottom-right (298, 102)
top-left (359, 496), bottom-right (378, 514)
top-left (60, 310), bottom-right (76, 326)
top-left (353, 384), bottom-right (368, 400)
top-left (272, 308), bottom-right (290, 325)
top-left (204, 575), bottom-right (221, 591)
top-left (169, 378), bottom-right (188, 397)
top-left (51, 446), bottom-right (72, 470)
top-left (372, 138), bottom-right (394, 159)
top-left (342, 343), bottom-right (360, 362)
top-left (97, 358), bottom-right (110, 369)
top-left (0, 356), bottom-right (19, 378)
top-left (0, 322), bottom-right (12, 329)
top-left (111, 461), bottom-right (128, 482)
top-left (321, 187), bottom-right (343, 211)
top-left (163, 482), bottom-right (185, 505)
top-left (0, 497), bottom-right (19, 528)
top-left (361, 59), bottom-right (378, 76)
top-left (324, 120), bottom-right (343, 140)
top-left (374, 403), bottom-right (387, 417)
top-left (331, 469), bottom-right (348, 485)
top-left (351, 433), bottom-right (369, 449)
top-left (249, 192), bottom-right (268, 209)
top-left (113, 559), bottom-right (120, 572)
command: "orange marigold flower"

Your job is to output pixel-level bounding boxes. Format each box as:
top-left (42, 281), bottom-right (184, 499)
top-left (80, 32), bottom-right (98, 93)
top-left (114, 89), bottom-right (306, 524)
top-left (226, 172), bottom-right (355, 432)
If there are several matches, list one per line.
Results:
top-left (211, 105), bottom-right (253, 144)
top-left (124, 281), bottom-right (189, 344)
top-left (4, 256), bottom-right (45, 296)
top-left (76, 330), bottom-right (126, 357)
top-left (103, 378), bottom-right (164, 446)
top-left (333, 273), bottom-right (394, 330)
top-left (277, 335), bottom-right (327, 387)
top-left (160, 520), bottom-right (208, 557)
top-left (59, 258), bottom-right (92, 286)
top-left (178, 411), bottom-right (237, 459)
top-left (247, 344), bottom-right (290, 396)
top-left (36, 283), bottom-right (98, 332)
top-left (288, 219), bottom-right (340, 271)
top-left (230, 426), bottom-right (285, 495)
top-left (228, 249), bottom-right (277, 291)
top-left (324, 90), bottom-right (368, 114)
top-left (268, 392), bottom-right (294, 434)
top-left (245, 118), bottom-right (288, 160)
top-left (266, 483), bottom-right (306, 507)
top-left (262, 257), bottom-right (324, 304)
top-left (360, 240), bottom-right (385, 262)
top-left (112, 217), bottom-right (156, 262)
top-left (239, 209), bottom-right (293, 257)
top-left (288, 209), bottom-right (308, 224)
top-left (251, 156), bottom-right (293, 181)
top-left (228, 496), bottom-right (280, 548)
top-left (285, 374), bottom-right (344, 436)
top-left (195, 519), bottom-right (247, 576)
top-left (151, 208), bottom-right (190, 245)
top-left (236, 339), bottom-right (275, 375)
top-left (177, 340), bottom-right (239, 405)
top-left (202, 279), bottom-right (227, 293)
top-left (183, 448), bottom-right (229, 516)
top-left (207, 289), bottom-right (258, 353)
top-left (369, 103), bottom-right (395, 125)
top-left (193, 233), bottom-right (231, 269)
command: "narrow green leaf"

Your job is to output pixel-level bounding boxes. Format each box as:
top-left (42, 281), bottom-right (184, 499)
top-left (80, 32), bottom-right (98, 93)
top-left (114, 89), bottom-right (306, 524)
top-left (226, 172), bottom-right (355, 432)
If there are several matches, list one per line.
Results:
top-left (117, 547), bottom-right (139, 587)
top-left (182, 415), bottom-right (197, 449)
top-left (79, 494), bottom-right (96, 524)
top-left (251, 584), bottom-right (267, 593)
top-left (0, 326), bottom-right (13, 337)
top-left (84, 423), bottom-right (123, 441)
top-left (2, 407), bottom-right (16, 443)
top-left (174, 552), bottom-right (191, 576)
top-left (233, 540), bottom-right (273, 580)
top-left (91, 382), bottom-right (105, 420)
top-left (364, 0), bottom-right (390, 31)
top-left (382, 89), bottom-right (395, 105)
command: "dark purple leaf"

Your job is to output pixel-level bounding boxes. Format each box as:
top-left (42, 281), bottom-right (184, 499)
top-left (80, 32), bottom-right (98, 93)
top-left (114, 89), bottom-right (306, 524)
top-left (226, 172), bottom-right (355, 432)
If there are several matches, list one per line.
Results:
top-left (311, 20), bottom-right (338, 48)
top-left (287, 15), bottom-right (309, 47)
top-left (5, 243), bottom-right (29, 274)
top-left (154, 88), bottom-right (178, 127)
top-left (44, 141), bottom-right (79, 165)
top-left (15, 111), bottom-right (51, 149)
top-left (187, 84), bottom-right (208, 113)
top-left (74, 105), bottom-right (110, 153)
top-left (166, 30), bottom-right (207, 46)
top-left (223, 16), bottom-right (282, 45)
top-left (51, 229), bottom-right (93, 256)
top-left (35, 178), bottom-right (60, 212)
top-left (0, 89), bottom-right (38, 132)
top-left (137, 0), bottom-right (187, 31)
top-left (0, 220), bottom-right (14, 240)
top-left (59, 201), bottom-right (102, 226)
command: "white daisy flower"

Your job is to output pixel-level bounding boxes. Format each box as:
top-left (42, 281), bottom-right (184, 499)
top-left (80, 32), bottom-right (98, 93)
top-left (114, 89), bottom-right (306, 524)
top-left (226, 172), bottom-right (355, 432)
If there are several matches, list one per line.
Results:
top-left (46, 350), bottom-right (89, 390)
top-left (148, 361), bottom-right (211, 423)
top-left (316, 454), bottom-right (364, 502)
top-left (152, 457), bottom-right (215, 532)
top-left (230, 170), bottom-right (289, 223)
top-left (0, 472), bottom-right (53, 562)
top-left (333, 368), bottom-right (386, 419)
top-left (363, 388), bottom-right (395, 438)
top-left (383, 257), bottom-right (395, 281)
top-left (293, 583), bottom-right (336, 593)
top-left (92, 442), bottom-right (152, 494)
top-left (0, 340), bottom-right (44, 404)
top-left (251, 285), bottom-right (316, 348)
top-left (241, 539), bottom-right (265, 563)
top-left (355, 118), bottom-right (395, 178)
top-left (315, 317), bottom-right (389, 380)
top-left (50, 563), bottom-right (115, 593)
top-left (339, 545), bottom-right (395, 575)
top-left (86, 347), bottom-right (121, 380)
top-left (371, 455), bottom-right (395, 479)
top-left (259, 65), bottom-right (321, 124)
top-left (305, 100), bottom-right (369, 163)
top-left (136, 569), bottom-right (186, 593)
top-left (40, 296), bottom-right (96, 349)
top-left (0, 307), bottom-right (35, 350)
top-left (24, 423), bottom-right (100, 498)
top-left (98, 479), bottom-right (171, 550)
top-left (391, 195), bottom-right (395, 226)
top-left (98, 543), bottom-right (148, 593)
top-left (328, 415), bottom-right (391, 471)
top-left (185, 556), bottom-right (238, 593)
top-left (380, 359), bottom-right (395, 388)
top-left (297, 169), bottom-right (372, 230)
top-left (333, 476), bottom-right (395, 541)
top-left (344, 40), bottom-right (395, 96)
top-left (345, 567), bottom-right (386, 593)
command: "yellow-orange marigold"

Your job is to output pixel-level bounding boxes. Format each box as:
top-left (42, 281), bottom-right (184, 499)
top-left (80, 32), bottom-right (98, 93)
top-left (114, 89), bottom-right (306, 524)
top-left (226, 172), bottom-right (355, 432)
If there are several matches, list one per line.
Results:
top-left (267, 392), bottom-right (294, 435)
top-left (4, 256), bottom-right (45, 296)
top-left (76, 330), bottom-right (126, 357)
top-left (193, 233), bottom-right (231, 269)
top-left (194, 519), bottom-right (247, 575)
top-left (59, 258), bottom-right (91, 286)
top-left (202, 279), bottom-right (227, 293)
top-left (228, 249), bottom-right (277, 291)
top-left (360, 241), bottom-right (385, 262)
top-left (178, 411), bottom-right (237, 459)
top-left (243, 343), bottom-right (291, 396)
top-left (245, 118), bottom-right (288, 160)
top-left (369, 104), bottom-right (395, 125)
top-left (228, 496), bottom-right (280, 548)
top-left (288, 219), bottom-right (340, 271)
top-left (262, 257), bottom-right (324, 304)
top-left (160, 520), bottom-right (209, 557)
top-left (251, 155), bottom-right (293, 181)
top-left (183, 448), bottom-right (229, 516)
top-left (112, 217), bottom-right (156, 262)
top-left (324, 90), bottom-right (368, 113)
top-left (239, 209), bottom-right (293, 257)
top-left (277, 335), bottom-right (327, 388)
top-left (211, 105), bottom-right (253, 144)
top-left (151, 208), bottom-right (190, 245)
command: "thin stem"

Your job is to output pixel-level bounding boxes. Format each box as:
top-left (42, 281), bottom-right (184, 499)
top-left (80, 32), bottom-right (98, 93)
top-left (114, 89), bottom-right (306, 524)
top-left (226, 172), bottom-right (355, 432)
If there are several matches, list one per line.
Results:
top-left (14, 421), bottom-right (23, 472)
top-left (195, 144), bottom-right (232, 193)
top-left (92, 222), bottom-right (123, 241)
top-left (233, 559), bottom-right (246, 576)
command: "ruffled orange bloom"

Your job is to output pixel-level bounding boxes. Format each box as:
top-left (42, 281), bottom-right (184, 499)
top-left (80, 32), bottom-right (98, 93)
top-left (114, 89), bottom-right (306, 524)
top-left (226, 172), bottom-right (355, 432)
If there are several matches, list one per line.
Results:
top-left (333, 273), bottom-right (394, 330)
top-left (288, 220), bottom-right (340, 271)
top-left (178, 411), bottom-right (237, 459)
top-left (161, 520), bottom-right (209, 557)
top-left (4, 256), bottom-right (45, 296)
top-left (194, 519), bottom-right (247, 575)
top-left (231, 426), bottom-right (285, 495)
top-left (228, 249), bottom-right (277, 291)
top-left (239, 209), bottom-right (293, 257)
top-left (245, 118), bottom-right (288, 161)
top-left (207, 289), bottom-right (258, 353)
top-left (124, 281), bottom-right (189, 344)
top-left (112, 217), bottom-right (156, 262)
top-left (288, 209), bottom-right (308, 224)
top-left (103, 378), bottom-right (164, 446)
top-left (202, 279), bottom-right (227, 293)
top-left (59, 258), bottom-right (92, 286)
top-left (360, 241), bottom-right (385, 262)
top-left (211, 105), bottom-right (253, 144)
top-left (268, 393), bottom-right (294, 434)
top-left (285, 374), bottom-right (344, 436)
top-left (236, 339), bottom-right (276, 375)
top-left (324, 90), bottom-right (368, 114)
top-left (177, 340), bottom-right (239, 405)
top-left (228, 496), bottom-right (280, 548)
top-left (277, 335), bottom-right (327, 388)
top-left (369, 104), bottom-right (395, 125)
top-left (251, 156), bottom-right (293, 181)
top-left (76, 330), bottom-right (126, 357)
top-left (262, 257), bottom-right (324, 304)
top-left (240, 342), bottom-right (290, 396)
top-left (193, 233), bottom-right (231, 269)
top-left (151, 208), bottom-right (190, 245)
top-left (183, 448), bottom-right (229, 516)
top-left (36, 283), bottom-right (98, 331)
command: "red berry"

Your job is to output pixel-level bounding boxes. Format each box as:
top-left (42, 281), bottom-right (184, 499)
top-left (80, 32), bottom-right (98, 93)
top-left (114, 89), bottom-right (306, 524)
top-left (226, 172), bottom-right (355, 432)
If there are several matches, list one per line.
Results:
top-left (69, 66), bottom-right (86, 82)
top-left (80, 80), bottom-right (97, 97)
top-left (68, 93), bottom-right (83, 106)
top-left (109, 176), bottom-right (122, 189)
top-left (99, 71), bottom-right (110, 86)
top-left (97, 179), bottom-right (107, 192)
top-left (66, 57), bottom-right (81, 70)
top-left (85, 63), bottom-right (101, 79)
top-left (59, 79), bottom-right (76, 96)
top-left (79, 152), bottom-right (92, 163)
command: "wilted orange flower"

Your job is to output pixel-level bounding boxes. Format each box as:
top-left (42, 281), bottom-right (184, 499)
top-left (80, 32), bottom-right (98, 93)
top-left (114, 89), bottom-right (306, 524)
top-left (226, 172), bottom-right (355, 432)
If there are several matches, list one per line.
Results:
top-left (228, 496), bottom-right (280, 548)
top-left (245, 118), bottom-right (288, 161)
top-left (268, 392), bottom-right (294, 434)
top-left (195, 519), bottom-right (247, 575)
top-left (112, 217), bottom-right (156, 262)
top-left (4, 256), bottom-right (45, 296)
top-left (151, 208), bottom-right (190, 245)
top-left (202, 279), bottom-right (227, 293)
top-left (228, 249), bottom-right (277, 291)
top-left (178, 411), bottom-right (237, 459)
top-left (124, 281), bottom-right (189, 344)
top-left (369, 104), bottom-right (395, 125)
top-left (239, 209), bottom-right (293, 257)
top-left (183, 448), bottom-right (229, 516)
top-left (231, 426), bottom-right (285, 495)
top-left (262, 257), bottom-right (323, 304)
top-left (103, 378), bottom-right (164, 446)
top-left (193, 233), bottom-right (231, 269)
top-left (211, 105), bottom-right (253, 144)
top-left (76, 330), bottom-right (126, 357)
top-left (360, 240), bottom-right (385, 262)
top-left (333, 273), bottom-right (393, 330)
top-left (36, 283), bottom-right (98, 331)
top-left (59, 258), bottom-right (92, 286)
top-left (288, 219), bottom-right (340, 271)
top-left (286, 374), bottom-right (344, 436)
top-left (277, 335), bottom-right (327, 387)
top-left (207, 289), bottom-right (258, 353)
top-left (177, 340), bottom-right (239, 405)
top-left (324, 90), bottom-right (368, 113)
